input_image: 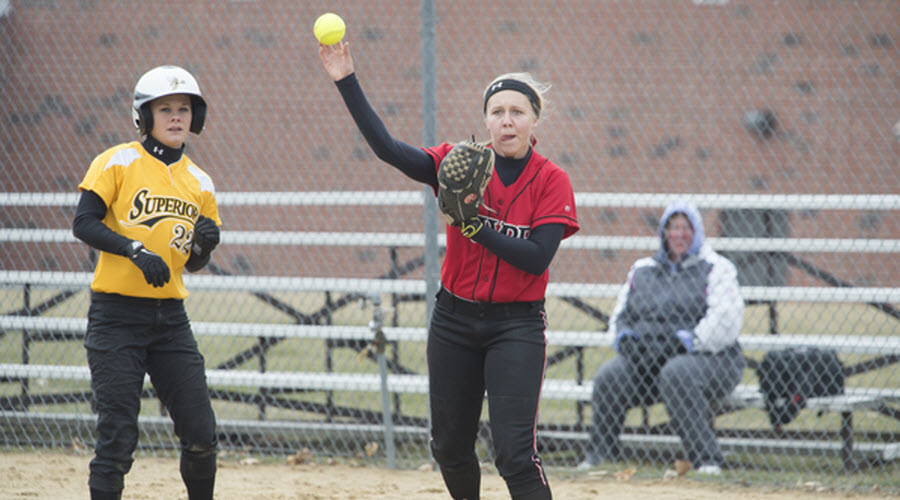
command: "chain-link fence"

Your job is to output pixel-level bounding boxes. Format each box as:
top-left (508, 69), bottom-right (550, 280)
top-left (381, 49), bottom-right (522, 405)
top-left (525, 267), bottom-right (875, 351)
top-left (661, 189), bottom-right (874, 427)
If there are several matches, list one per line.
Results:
top-left (1, 0), bottom-right (898, 493)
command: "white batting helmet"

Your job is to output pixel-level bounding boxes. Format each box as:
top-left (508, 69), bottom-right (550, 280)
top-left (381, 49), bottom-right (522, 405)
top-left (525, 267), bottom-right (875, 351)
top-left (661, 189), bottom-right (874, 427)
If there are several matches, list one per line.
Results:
top-left (132, 65), bottom-right (207, 135)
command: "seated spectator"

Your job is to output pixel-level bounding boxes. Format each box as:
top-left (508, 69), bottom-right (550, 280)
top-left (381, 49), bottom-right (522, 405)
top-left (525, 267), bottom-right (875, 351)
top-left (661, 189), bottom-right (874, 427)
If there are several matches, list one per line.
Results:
top-left (579, 200), bottom-right (745, 475)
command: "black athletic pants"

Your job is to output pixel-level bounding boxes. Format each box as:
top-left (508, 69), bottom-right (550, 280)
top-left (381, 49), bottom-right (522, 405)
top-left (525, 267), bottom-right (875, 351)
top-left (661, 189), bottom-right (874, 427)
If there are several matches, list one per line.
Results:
top-left (84, 292), bottom-right (217, 495)
top-left (428, 288), bottom-right (552, 500)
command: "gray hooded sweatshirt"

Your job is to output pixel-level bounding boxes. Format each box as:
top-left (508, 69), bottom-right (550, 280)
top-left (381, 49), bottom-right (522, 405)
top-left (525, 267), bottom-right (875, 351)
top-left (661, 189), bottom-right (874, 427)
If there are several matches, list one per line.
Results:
top-left (608, 200), bottom-right (744, 353)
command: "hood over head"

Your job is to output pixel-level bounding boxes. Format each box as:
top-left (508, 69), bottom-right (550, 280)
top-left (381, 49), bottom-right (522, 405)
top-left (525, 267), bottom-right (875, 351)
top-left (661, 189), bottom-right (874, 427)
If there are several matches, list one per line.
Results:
top-left (658, 199), bottom-right (705, 257)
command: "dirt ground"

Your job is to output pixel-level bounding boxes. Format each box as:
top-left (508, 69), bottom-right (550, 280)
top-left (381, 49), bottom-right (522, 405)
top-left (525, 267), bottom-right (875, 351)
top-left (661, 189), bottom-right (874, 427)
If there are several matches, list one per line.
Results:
top-left (1, 451), bottom-right (893, 500)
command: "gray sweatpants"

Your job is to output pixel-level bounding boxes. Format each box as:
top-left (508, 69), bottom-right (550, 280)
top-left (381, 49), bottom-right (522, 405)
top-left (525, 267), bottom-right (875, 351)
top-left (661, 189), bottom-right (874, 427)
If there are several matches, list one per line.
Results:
top-left (585, 344), bottom-right (743, 465)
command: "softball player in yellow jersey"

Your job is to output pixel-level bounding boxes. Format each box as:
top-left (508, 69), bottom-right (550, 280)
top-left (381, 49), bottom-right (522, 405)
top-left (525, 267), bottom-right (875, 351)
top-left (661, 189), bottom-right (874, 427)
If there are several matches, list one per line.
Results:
top-left (72, 65), bottom-right (220, 500)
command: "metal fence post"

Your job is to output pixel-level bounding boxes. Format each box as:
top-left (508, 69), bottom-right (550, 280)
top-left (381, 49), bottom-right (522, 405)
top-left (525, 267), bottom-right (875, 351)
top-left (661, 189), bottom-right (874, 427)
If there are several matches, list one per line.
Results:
top-left (369, 293), bottom-right (396, 468)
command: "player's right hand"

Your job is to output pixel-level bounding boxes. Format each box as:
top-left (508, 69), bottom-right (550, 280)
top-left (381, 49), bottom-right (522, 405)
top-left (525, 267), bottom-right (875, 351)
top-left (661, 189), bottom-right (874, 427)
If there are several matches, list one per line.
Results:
top-left (129, 242), bottom-right (171, 287)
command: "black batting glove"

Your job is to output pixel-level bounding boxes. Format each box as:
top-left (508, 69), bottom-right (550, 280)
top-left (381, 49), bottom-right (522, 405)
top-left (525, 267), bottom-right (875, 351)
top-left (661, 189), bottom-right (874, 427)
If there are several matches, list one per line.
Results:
top-left (191, 215), bottom-right (220, 256)
top-left (458, 217), bottom-right (484, 238)
top-left (128, 241), bottom-right (171, 287)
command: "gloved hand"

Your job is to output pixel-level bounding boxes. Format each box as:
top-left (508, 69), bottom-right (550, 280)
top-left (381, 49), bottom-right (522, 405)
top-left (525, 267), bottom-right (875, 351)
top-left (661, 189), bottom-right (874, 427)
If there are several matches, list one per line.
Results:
top-left (614, 328), bottom-right (640, 353)
top-left (437, 139), bottom-right (494, 227)
top-left (191, 215), bottom-right (220, 256)
top-left (675, 329), bottom-right (695, 353)
top-left (128, 241), bottom-right (171, 287)
top-left (458, 217), bottom-right (484, 238)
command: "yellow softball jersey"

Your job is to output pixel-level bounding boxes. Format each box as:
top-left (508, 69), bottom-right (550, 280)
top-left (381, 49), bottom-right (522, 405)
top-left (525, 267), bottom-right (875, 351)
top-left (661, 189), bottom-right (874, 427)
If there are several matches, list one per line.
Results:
top-left (78, 141), bottom-right (221, 299)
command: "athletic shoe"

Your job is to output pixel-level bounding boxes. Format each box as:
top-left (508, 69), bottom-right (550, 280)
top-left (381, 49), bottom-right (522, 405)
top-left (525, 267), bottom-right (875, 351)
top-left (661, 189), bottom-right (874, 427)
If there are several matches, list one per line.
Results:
top-left (577, 453), bottom-right (616, 471)
top-left (576, 459), bottom-right (596, 471)
top-left (697, 463), bottom-right (722, 475)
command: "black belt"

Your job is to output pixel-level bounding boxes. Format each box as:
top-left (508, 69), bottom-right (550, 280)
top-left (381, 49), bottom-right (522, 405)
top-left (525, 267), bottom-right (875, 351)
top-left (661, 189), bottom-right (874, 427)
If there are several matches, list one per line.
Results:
top-left (91, 291), bottom-right (183, 307)
top-left (436, 287), bottom-right (543, 318)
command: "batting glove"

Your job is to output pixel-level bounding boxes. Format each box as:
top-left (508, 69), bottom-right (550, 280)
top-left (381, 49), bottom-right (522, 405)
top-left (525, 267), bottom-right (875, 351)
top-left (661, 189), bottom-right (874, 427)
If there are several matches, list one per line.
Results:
top-left (192, 215), bottom-right (220, 256)
top-left (614, 328), bottom-right (640, 353)
top-left (128, 241), bottom-right (171, 287)
top-left (459, 217), bottom-right (484, 238)
top-left (675, 329), bottom-right (695, 353)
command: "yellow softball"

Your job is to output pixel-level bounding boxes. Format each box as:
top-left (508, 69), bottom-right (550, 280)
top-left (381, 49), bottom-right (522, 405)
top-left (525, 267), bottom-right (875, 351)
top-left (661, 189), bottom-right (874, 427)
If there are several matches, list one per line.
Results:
top-left (314, 13), bottom-right (346, 46)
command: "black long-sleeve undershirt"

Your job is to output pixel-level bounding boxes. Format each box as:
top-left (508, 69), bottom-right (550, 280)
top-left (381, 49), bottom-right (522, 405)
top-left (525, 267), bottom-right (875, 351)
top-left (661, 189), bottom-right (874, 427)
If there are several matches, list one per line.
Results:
top-left (72, 190), bottom-right (133, 257)
top-left (335, 74), bottom-right (437, 185)
top-left (472, 222), bottom-right (565, 276)
top-left (334, 73), bottom-right (565, 275)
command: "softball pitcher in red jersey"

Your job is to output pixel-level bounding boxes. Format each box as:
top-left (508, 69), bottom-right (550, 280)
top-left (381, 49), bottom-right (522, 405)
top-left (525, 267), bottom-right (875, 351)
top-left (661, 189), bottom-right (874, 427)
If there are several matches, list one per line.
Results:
top-left (319, 41), bottom-right (578, 500)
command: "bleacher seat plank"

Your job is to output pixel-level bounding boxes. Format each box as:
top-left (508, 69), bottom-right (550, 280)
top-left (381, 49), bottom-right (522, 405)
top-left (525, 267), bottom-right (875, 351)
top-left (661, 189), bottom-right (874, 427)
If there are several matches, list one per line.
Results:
top-left (3, 315), bottom-right (900, 357)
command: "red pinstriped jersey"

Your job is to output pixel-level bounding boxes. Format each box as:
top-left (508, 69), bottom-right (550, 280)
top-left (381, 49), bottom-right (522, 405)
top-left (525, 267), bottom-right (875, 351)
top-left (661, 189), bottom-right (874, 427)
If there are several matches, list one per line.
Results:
top-left (425, 143), bottom-right (579, 303)
top-left (78, 141), bottom-right (221, 299)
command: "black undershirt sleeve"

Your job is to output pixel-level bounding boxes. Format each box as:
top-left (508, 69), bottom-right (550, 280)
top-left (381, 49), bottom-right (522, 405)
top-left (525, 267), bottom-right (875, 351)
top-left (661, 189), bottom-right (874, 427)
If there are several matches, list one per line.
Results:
top-left (71, 190), bottom-right (133, 256)
top-left (335, 73), bottom-right (437, 187)
top-left (185, 248), bottom-right (211, 272)
top-left (471, 223), bottom-right (566, 276)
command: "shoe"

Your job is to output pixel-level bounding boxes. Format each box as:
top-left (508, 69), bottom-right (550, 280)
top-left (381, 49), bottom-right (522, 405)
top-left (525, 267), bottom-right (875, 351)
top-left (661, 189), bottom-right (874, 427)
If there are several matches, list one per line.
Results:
top-left (577, 454), bottom-right (614, 470)
top-left (697, 463), bottom-right (722, 475)
top-left (576, 459), bottom-right (596, 471)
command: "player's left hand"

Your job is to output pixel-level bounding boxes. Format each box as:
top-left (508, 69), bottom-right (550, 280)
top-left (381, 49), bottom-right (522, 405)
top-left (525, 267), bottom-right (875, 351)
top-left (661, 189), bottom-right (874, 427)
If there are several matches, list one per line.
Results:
top-left (318, 41), bottom-right (354, 81)
top-left (458, 217), bottom-right (484, 238)
top-left (192, 215), bottom-right (220, 256)
top-left (437, 140), bottom-right (495, 228)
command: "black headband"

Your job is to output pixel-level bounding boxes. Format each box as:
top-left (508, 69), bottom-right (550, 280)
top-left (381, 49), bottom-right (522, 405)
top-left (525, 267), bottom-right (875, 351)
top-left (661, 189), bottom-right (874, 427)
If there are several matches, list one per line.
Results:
top-left (483, 79), bottom-right (541, 116)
